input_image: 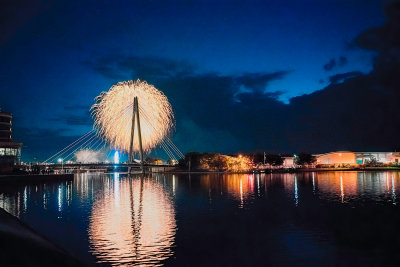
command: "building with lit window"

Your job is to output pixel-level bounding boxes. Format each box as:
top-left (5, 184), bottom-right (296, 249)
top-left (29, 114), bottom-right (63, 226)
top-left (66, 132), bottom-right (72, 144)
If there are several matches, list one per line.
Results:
top-left (283, 156), bottom-right (295, 168)
top-left (0, 111), bottom-right (22, 172)
top-left (315, 151), bottom-right (356, 166)
top-left (355, 152), bottom-right (400, 164)
top-left (315, 151), bottom-right (400, 166)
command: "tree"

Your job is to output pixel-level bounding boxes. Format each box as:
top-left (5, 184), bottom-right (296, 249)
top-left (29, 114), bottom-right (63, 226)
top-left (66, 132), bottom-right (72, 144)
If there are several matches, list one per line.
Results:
top-left (199, 153), bottom-right (223, 171)
top-left (252, 153), bottom-right (264, 165)
top-left (364, 156), bottom-right (379, 167)
top-left (294, 153), bottom-right (316, 166)
top-left (145, 157), bottom-right (162, 164)
top-left (208, 154), bottom-right (227, 171)
top-left (265, 154), bottom-right (284, 166)
top-left (166, 159), bottom-right (178, 165)
top-left (179, 152), bottom-right (202, 170)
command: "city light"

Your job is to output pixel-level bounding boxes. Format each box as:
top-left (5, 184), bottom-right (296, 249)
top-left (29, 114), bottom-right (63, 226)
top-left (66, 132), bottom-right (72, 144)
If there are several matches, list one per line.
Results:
top-left (58, 158), bottom-right (64, 171)
top-left (114, 151), bottom-right (120, 165)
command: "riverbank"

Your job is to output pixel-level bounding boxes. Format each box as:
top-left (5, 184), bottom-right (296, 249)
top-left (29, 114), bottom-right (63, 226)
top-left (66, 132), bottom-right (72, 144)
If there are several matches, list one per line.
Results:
top-left (295, 167), bottom-right (400, 172)
top-left (167, 166), bottom-right (400, 174)
top-left (0, 174), bottom-right (73, 184)
top-left (0, 208), bottom-right (81, 266)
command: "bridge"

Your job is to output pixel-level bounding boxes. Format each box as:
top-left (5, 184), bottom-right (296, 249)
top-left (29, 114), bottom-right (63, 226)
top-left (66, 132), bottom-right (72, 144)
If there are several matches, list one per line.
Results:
top-left (26, 163), bottom-right (177, 174)
top-left (43, 93), bottom-right (184, 174)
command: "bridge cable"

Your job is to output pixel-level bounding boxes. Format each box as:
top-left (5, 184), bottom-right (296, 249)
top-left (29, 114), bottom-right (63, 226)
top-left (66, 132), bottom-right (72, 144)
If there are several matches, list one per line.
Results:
top-left (137, 108), bottom-right (177, 160)
top-left (44, 130), bottom-right (95, 163)
top-left (61, 133), bottom-right (98, 162)
top-left (138, 106), bottom-right (183, 160)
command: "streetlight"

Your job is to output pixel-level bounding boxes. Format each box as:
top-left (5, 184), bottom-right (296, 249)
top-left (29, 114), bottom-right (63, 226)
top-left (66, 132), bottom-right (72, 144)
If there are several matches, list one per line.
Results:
top-left (58, 158), bottom-right (64, 173)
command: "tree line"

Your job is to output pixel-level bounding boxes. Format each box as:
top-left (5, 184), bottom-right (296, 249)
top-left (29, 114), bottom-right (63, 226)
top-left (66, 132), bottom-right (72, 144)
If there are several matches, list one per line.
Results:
top-left (250, 152), bottom-right (316, 166)
top-left (176, 152), bottom-right (317, 171)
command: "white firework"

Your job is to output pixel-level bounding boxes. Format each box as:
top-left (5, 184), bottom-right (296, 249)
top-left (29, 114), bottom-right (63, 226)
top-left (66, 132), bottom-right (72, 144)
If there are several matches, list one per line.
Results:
top-left (91, 80), bottom-right (174, 153)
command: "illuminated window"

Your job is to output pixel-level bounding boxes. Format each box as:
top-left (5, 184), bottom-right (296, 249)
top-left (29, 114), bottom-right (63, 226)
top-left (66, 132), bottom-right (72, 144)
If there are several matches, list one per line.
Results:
top-left (0, 148), bottom-right (18, 156)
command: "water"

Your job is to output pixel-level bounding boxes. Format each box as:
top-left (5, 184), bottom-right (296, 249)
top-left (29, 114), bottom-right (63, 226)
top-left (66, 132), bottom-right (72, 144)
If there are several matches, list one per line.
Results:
top-left (1, 171), bottom-right (400, 266)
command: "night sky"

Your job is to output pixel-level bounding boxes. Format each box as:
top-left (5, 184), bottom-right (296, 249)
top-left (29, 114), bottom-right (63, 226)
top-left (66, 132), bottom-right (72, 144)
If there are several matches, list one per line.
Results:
top-left (1, 0), bottom-right (399, 161)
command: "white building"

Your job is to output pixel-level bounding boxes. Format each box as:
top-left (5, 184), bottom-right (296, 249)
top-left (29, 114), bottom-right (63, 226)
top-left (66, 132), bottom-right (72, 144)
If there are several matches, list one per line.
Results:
top-left (355, 152), bottom-right (400, 164)
top-left (282, 157), bottom-right (295, 168)
top-left (315, 151), bottom-right (400, 166)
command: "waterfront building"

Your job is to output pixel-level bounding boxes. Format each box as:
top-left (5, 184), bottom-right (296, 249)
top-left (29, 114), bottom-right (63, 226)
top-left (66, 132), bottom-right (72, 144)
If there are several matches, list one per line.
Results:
top-left (355, 152), bottom-right (400, 164)
top-left (283, 157), bottom-right (295, 168)
top-left (315, 151), bottom-right (356, 166)
top-left (315, 151), bottom-right (400, 166)
top-left (0, 110), bottom-right (22, 172)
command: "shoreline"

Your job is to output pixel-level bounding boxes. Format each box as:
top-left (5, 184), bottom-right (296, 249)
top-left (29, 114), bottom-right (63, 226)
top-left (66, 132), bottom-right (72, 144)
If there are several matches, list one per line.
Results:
top-left (165, 167), bottom-right (400, 174)
top-left (1, 169), bottom-right (399, 179)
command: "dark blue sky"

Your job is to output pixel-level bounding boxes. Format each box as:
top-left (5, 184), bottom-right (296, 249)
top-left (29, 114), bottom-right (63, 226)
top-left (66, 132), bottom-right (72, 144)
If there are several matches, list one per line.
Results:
top-left (1, 0), bottom-right (399, 161)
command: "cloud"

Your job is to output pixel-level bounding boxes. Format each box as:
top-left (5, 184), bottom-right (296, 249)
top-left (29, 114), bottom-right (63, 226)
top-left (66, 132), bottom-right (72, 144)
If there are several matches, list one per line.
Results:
top-left (288, 1), bottom-right (400, 152)
top-left (352, 1), bottom-right (399, 51)
top-left (85, 55), bottom-right (196, 81)
top-left (50, 115), bottom-right (93, 126)
top-left (88, 54), bottom-right (291, 153)
top-left (328, 71), bottom-right (363, 84)
top-left (323, 59), bottom-right (336, 71)
top-left (323, 56), bottom-right (348, 71)
top-left (50, 105), bottom-right (93, 126)
top-left (185, 1), bottom-right (399, 153)
top-left (339, 56), bottom-right (348, 66)
top-left (86, 0), bottom-right (400, 155)
top-left (17, 0), bottom-right (400, 161)
top-left (235, 71), bottom-right (290, 93)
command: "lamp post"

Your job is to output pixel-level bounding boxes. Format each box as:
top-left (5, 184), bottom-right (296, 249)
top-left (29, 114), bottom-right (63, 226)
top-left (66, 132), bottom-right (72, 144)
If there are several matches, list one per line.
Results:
top-left (263, 152), bottom-right (266, 165)
top-left (58, 158), bottom-right (63, 173)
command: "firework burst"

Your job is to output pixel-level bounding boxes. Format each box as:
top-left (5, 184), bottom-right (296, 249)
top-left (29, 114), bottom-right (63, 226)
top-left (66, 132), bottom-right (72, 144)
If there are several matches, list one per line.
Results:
top-left (75, 149), bottom-right (105, 163)
top-left (91, 80), bottom-right (174, 153)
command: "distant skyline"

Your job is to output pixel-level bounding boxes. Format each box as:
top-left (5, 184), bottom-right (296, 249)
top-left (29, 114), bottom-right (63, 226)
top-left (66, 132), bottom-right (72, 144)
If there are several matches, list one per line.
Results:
top-left (1, 0), bottom-right (399, 161)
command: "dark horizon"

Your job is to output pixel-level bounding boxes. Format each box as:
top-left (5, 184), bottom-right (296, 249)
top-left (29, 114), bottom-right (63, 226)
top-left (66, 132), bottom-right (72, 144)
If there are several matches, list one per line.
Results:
top-left (1, 0), bottom-right (399, 161)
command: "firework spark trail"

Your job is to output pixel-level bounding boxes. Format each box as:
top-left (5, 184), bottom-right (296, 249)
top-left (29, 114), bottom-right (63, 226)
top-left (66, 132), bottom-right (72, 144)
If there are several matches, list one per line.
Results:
top-left (138, 108), bottom-right (174, 158)
top-left (140, 107), bottom-right (185, 159)
top-left (138, 107), bottom-right (183, 159)
top-left (92, 80), bottom-right (174, 153)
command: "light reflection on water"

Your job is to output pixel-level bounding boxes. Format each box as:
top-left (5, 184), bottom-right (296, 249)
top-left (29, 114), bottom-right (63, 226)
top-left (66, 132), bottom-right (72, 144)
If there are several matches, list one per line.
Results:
top-left (0, 171), bottom-right (400, 265)
top-left (88, 173), bottom-right (176, 266)
top-left (195, 171), bottom-right (400, 206)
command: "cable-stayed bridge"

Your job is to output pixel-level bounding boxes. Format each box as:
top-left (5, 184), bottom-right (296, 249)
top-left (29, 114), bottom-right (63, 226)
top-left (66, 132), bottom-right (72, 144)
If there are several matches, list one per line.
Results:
top-left (43, 92), bottom-right (184, 173)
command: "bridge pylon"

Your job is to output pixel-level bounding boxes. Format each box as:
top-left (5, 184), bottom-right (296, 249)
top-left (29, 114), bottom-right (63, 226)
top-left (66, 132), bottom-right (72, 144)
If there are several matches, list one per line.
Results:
top-left (128, 96), bottom-right (144, 173)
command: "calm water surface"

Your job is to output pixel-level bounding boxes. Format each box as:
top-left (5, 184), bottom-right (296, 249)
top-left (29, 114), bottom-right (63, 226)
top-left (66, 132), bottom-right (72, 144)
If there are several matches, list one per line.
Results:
top-left (1, 171), bottom-right (400, 266)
